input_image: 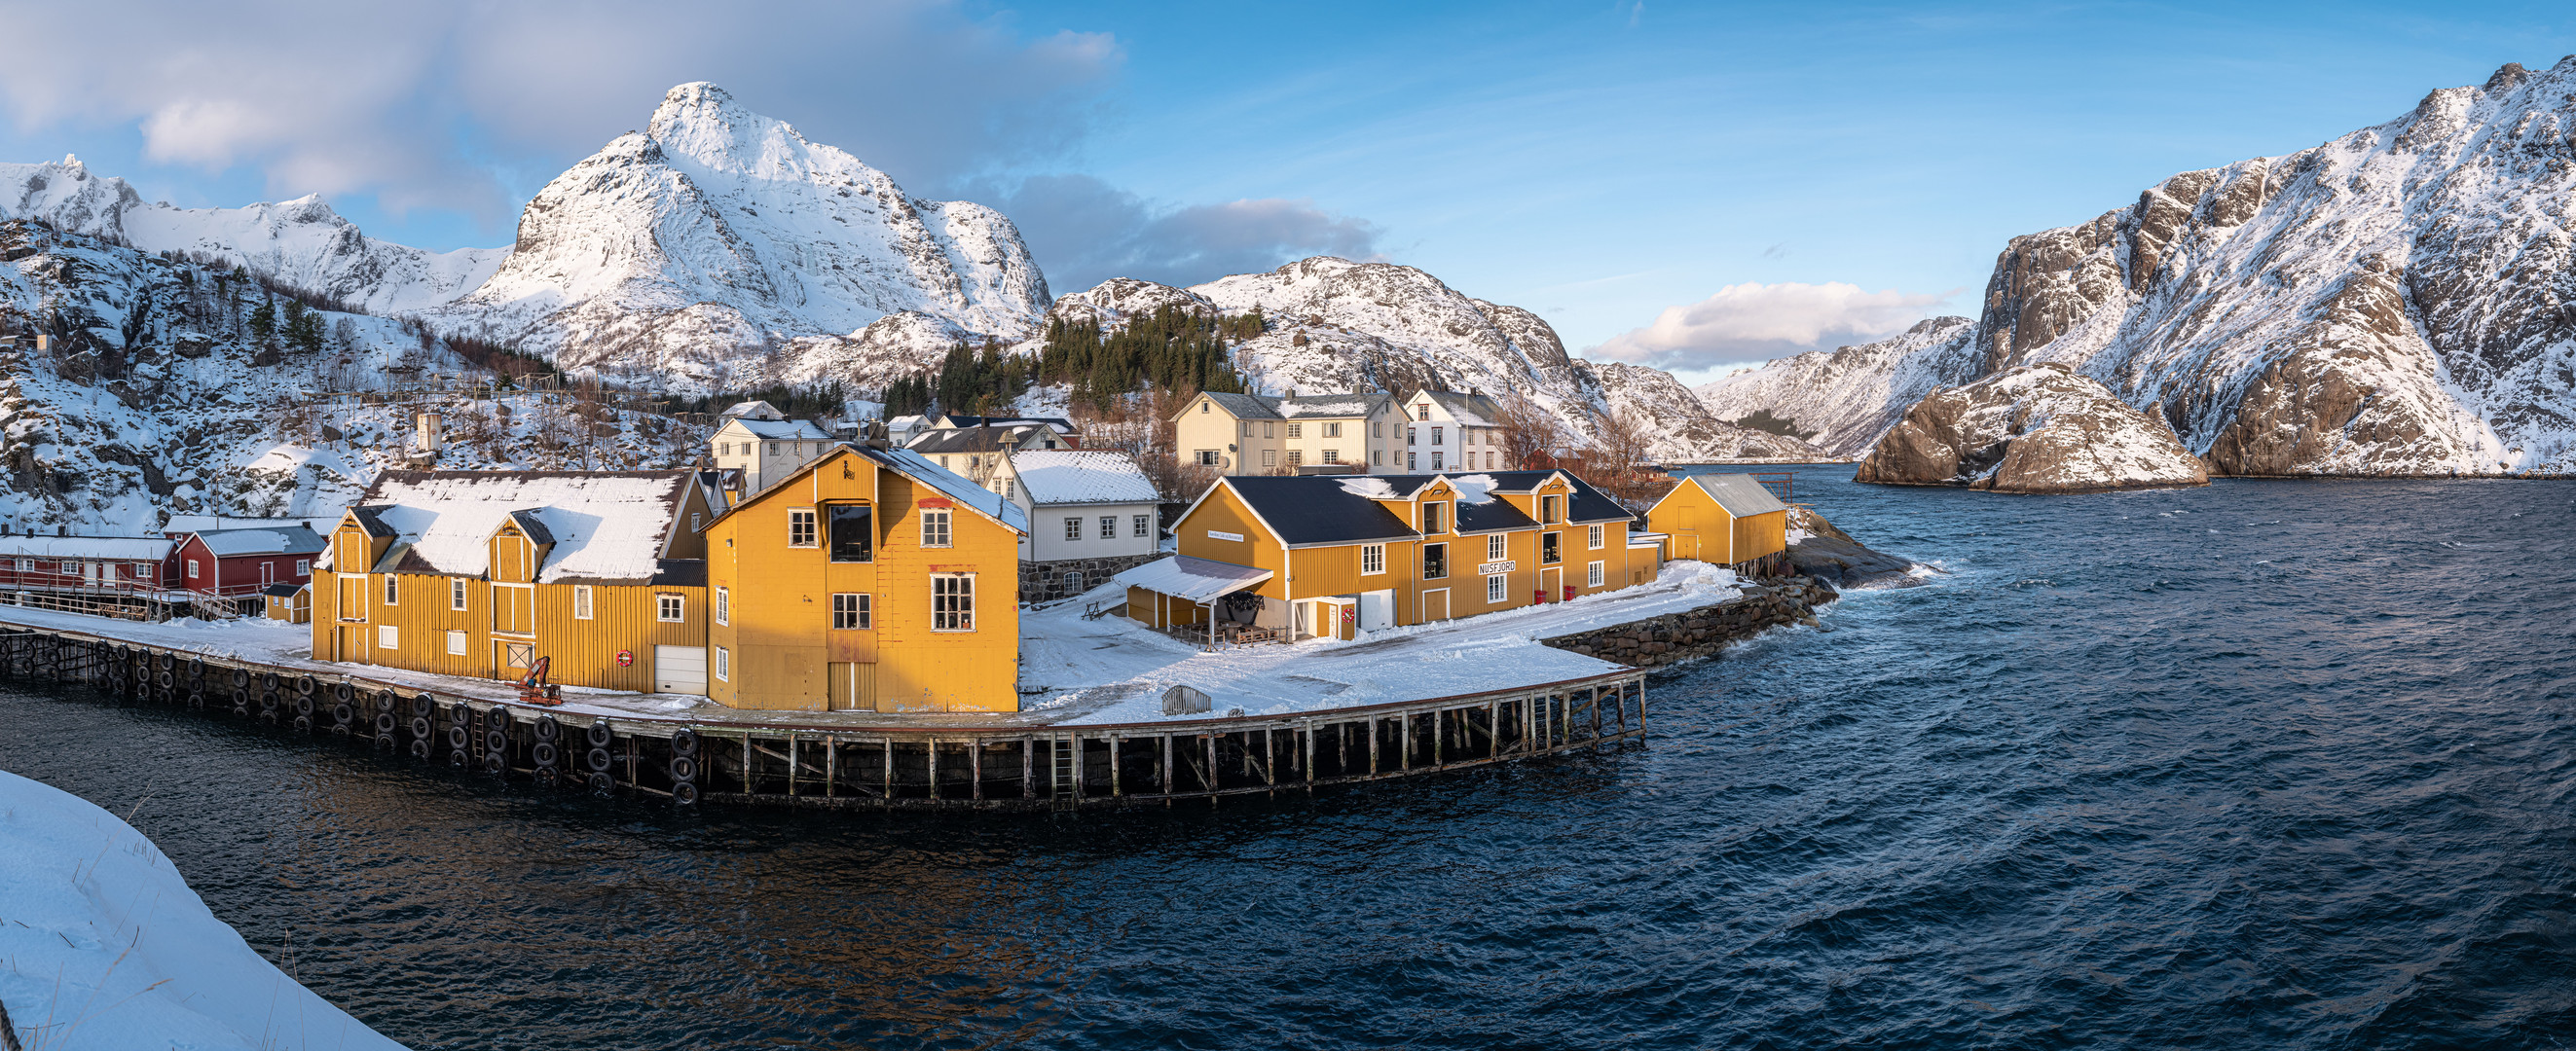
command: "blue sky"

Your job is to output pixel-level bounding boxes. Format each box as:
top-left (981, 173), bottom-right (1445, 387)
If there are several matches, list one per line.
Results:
top-left (3, 1), bottom-right (2569, 381)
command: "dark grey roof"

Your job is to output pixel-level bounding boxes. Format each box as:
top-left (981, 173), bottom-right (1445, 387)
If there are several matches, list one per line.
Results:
top-left (1198, 391), bottom-right (1280, 420)
top-left (1460, 471), bottom-right (1634, 525)
top-left (906, 426), bottom-right (1068, 454)
top-left (349, 506), bottom-right (394, 537)
top-left (261, 582), bottom-right (307, 598)
top-left (931, 413), bottom-right (1073, 431)
top-left (506, 509), bottom-right (557, 546)
top-left (651, 560), bottom-right (707, 588)
top-left (1222, 476), bottom-right (1418, 546)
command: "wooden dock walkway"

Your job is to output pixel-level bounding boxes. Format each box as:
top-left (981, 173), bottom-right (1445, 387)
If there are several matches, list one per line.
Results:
top-left (0, 617), bottom-right (1648, 812)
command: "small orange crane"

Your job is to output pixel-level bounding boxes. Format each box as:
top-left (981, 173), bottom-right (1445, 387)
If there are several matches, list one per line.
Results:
top-left (517, 656), bottom-right (565, 707)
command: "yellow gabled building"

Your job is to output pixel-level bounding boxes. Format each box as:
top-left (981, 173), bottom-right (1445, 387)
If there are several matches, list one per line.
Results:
top-left (701, 444), bottom-right (1029, 713)
top-left (1644, 474), bottom-right (1790, 571)
top-left (313, 471), bottom-right (719, 693)
top-left (1126, 470), bottom-right (1660, 641)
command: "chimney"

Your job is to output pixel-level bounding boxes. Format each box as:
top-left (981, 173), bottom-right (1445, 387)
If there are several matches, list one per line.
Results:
top-left (415, 411), bottom-right (443, 453)
top-left (34, 334), bottom-right (51, 352)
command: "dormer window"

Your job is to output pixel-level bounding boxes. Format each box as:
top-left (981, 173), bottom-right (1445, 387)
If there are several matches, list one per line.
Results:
top-left (1421, 501), bottom-right (1447, 534)
top-left (1417, 405), bottom-right (1431, 421)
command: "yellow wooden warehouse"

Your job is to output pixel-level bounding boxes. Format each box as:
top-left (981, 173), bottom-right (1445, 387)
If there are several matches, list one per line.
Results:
top-left (1124, 470), bottom-right (1662, 642)
top-left (701, 444), bottom-right (1029, 713)
top-left (312, 471), bottom-right (719, 693)
top-left (1643, 474), bottom-right (1790, 572)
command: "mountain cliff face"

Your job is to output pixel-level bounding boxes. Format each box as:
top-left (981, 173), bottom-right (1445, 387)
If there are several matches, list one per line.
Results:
top-left (1052, 258), bottom-right (1824, 461)
top-left (1854, 363), bottom-right (2210, 492)
top-left (1694, 316), bottom-right (1979, 455)
top-left (1699, 58), bottom-right (2576, 476)
top-left (1, 158), bottom-right (503, 315)
top-left (422, 83), bottom-right (1049, 394)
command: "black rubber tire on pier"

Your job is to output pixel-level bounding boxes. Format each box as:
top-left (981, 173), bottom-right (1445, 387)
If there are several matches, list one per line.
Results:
top-left (532, 742), bottom-right (559, 768)
top-left (484, 752), bottom-right (505, 775)
top-left (295, 675), bottom-right (316, 696)
top-left (672, 781), bottom-right (699, 806)
top-left (295, 696), bottom-right (315, 718)
top-left (670, 729), bottom-right (698, 755)
top-left (375, 712), bottom-right (397, 735)
top-left (232, 669), bottom-right (249, 688)
top-left (186, 692), bottom-right (203, 709)
top-left (484, 729), bottom-right (508, 754)
top-left (410, 740), bottom-right (431, 760)
top-left (669, 756), bottom-right (698, 782)
top-left (447, 726), bottom-right (468, 748)
top-left (411, 716), bottom-right (432, 739)
top-left (157, 670), bottom-right (173, 689)
top-left (332, 681), bottom-right (353, 703)
top-left (411, 694), bottom-right (434, 718)
top-left (587, 772), bottom-right (612, 795)
top-left (292, 715), bottom-right (313, 733)
top-left (332, 702), bottom-right (354, 727)
top-left (586, 720), bottom-right (612, 747)
top-left (587, 747), bottom-right (612, 773)
top-left (534, 715), bottom-right (560, 742)
top-left (187, 658), bottom-right (204, 681)
top-left (448, 749), bottom-right (466, 767)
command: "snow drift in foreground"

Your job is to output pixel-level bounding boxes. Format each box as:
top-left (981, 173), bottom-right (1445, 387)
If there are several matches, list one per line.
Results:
top-left (0, 770), bottom-right (408, 1051)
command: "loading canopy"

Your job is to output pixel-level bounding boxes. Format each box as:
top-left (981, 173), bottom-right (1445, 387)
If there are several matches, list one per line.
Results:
top-left (1111, 556), bottom-right (1273, 603)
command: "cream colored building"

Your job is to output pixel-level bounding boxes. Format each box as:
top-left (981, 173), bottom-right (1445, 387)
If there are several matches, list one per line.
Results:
top-left (1397, 390), bottom-right (1510, 473)
top-left (1176, 391), bottom-right (1406, 476)
top-left (711, 401), bottom-right (834, 495)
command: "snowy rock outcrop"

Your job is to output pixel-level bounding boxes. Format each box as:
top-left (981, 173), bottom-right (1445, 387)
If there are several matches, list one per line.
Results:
top-left (1693, 316), bottom-right (1979, 455)
top-left (1699, 58), bottom-right (2576, 476)
top-left (1855, 364), bottom-right (2210, 492)
top-left (1050, 257), bottom-right (1826, 462)
top-left (422, 82), bottom-right (1049, 393)
top-left (1, 157), bottom-right (503, 314)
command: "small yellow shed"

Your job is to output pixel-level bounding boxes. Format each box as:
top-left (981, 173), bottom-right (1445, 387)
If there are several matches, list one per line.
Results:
top-left (263, 582), bottom-right (312, 624)
top-left (1644, 474), bottom-right (1790, 567)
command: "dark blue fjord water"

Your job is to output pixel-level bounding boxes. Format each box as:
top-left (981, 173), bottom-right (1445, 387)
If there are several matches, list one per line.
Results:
top-left (5, 472), bottom-right (2573, 1050)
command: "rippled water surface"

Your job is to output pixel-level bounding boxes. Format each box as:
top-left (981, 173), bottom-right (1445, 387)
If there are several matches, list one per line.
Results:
top-left (7, 473), bottom-right (2574, 1049)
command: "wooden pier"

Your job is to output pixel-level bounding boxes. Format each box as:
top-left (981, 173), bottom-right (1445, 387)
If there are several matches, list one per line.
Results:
top-left (0, 621), bottom-right (1648, 812)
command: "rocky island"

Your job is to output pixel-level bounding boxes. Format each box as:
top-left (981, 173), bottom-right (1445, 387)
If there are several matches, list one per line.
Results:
top-left (1855, 363), bottom-right (2210, 493)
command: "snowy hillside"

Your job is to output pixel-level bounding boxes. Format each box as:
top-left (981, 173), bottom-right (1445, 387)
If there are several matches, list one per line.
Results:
top-left (1693, 316), bottom-right (1979, 455)
top-left (0, 158), bottom-right (502, 315)
top-left (0, 220), bottom-right (704, 533)
top-left (1050, 258), bottom-right (1826, 462)
top-left (1697, 58), bottom-right (2576, 476)
top-left (420, 82), bottom-right (1049, 393)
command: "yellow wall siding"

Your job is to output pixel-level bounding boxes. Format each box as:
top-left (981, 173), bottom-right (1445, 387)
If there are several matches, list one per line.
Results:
top-left (710, 450), bottom-right (1022, 713)
top-left (536, 584), bottom-right (707, 692)
top-left (1645, 482), bottom-right (1721, 562)
top-left (1734, 510), bottom-right (1788, 563)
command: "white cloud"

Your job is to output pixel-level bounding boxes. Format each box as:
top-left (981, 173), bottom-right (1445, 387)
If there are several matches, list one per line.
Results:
top-left (0, 0), bottom-right (1122, 221)
top-left (970, 173), bottom-right (1383, 292)
top-left (1591, 281), bottom-right (1957, 371)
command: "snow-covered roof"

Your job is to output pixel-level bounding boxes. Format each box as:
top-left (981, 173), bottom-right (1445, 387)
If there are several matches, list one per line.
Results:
top-left (350, 471), bottom-right (695, 584)
top-left (722, 417), bottom-right (832, 441)
top-left (1012, 451), bottom-right (1160, 506)
top-left (720, 400), bottom-right (785, 420)
top-left (1683, 474), bottom-right (1789, 518)
top-left (1416, 390), bottom-right (1501, 427)
top-left (1278, 392), bottom-right (1391, 417)
top-left (0, 536), bottom-right (172, 561)
top-left (164, 514), bottom-right (340, 535)
top-left (1111, 556), bottom-right (1273, 604)
top-left (194, 526), bottom-right (327, 558)
top-left (861, 447), bottom-right (1030, 533)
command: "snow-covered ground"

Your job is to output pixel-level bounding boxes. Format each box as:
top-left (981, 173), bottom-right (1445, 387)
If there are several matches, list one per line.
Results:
top-left (1019, 561), bottom-right (1746, 724)
top-left (0, 770), bottom-right (408, 1051)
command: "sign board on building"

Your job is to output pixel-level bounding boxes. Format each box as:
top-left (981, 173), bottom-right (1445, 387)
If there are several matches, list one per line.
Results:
top-left (1477, 560), bottom-right (1517, 575)
top-left (1206, 530), bottom-right (1245, 542)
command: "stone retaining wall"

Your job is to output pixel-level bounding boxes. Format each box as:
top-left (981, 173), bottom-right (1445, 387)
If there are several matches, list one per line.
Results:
top-left (1022, 553), bottom-right (1165, 605)
top-left (1540, 576), bottom-right (1837, 668)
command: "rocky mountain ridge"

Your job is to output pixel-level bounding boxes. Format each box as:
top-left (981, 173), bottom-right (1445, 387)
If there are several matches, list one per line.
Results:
top-left (1853, 363), bottom-right (2211, 492)
top-left (1699, 57), bottom-right (2576, 477)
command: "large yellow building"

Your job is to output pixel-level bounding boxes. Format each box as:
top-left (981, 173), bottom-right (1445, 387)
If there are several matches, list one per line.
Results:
top-left (701, 444), bottom-right (1029, 712)
top-left (313, 471), bottom-right (719, 693)
top-left (1644, 474), bottom-right (1790, 571)
top-left (1126, 470), bottom-right (1661, 640)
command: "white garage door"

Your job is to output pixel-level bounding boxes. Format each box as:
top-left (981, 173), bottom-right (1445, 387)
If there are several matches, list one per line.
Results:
top-left (654, 645), bottom-right (708, 695)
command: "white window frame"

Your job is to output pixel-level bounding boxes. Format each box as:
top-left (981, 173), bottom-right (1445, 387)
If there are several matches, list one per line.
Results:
top-left (187, 559), bottom-right (201, 580)
top-left (383, 574), bottom-right (399, 605)
top-left (831, 592), bottom-right (870, 630)
top-left (921, 509), bottom-right (952, 549)
top-left (1588, 561), bottom-right (1605, 588)
top-left (1588, 524), bottom-right (1604, 550)
top-left (1488, 574), bottom-right (1507, 603)
top-left (1361, 544), bottom-right (1385, 575)
top-left (788, 508), bottom-right (818, 547)
top-left (716, 586), bottom-right (730, 626)
top-left (377, 625), bottom-right (398, 650)
top-left (451, 577), bottom-right (468, 610)
top-left (1489, 534), bottom-right (1507, 561)
top-left (1287, 450), bottom-right (1304, 467)
top-left (295, 559), bottom-right (311, 575)
top-left (1324, 421), bottom-right (1341, 438)
top-left (1322, 449), bottom-right (1340, 464)
top-left (1132, 514), bottom-right (1152, 538)
top-left (932, 573), bottom-right (975, 632)
top-left (13, 558), bottom-right (28, 572)
top-left (446, 629), bottom-right (467, 655)
top-left (1098, 515), bottom-right (1117, 540)
top-left (1286, 422), bottom-right (1303, 438)
top-left (573, 584), bottom-right (595, 620)
top-left (716, 646), bottom-right (730, 682)
top-left (657, 594), bottom-right (684, 623)
top-left (1064, 517), bottom-right (1083, 541)
top-left (1262, 449), bottom-right (1277, 468)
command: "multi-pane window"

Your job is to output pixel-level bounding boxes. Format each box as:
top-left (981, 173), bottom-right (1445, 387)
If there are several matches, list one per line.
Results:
top-left (1132, 515), bottom-right (1152, 537)
top-left (828, 505), bottom-right (873, 562)
top-left (788, 509), bottom-right (818, 547)
top-left (1065, 517), bottom-right (1084, 541)
top-left (1417, 405), bottom-right (1431, 421)
top-left (1431, 452), bottom-right (1444, 470)
top-left (1488, 574), bottom-right (1507, 603)
top-left (921, 509), bottom-right (952, 548)
top-left (446, 630), bottom-right (466, 655)
top-left (187, 559), bottom-right (201, 579)
top-left (1423, 543), bottom-right (1448, 579)
top-left (1432, 426), bottom-right (1444, 446)
top-left (1322, 449), bottom-right (1340, 464)
top-left (1408, 453), bottom-right (1417, 470)
top-left (573, 584), bottom-right (595, 620)
top-left (1486, 452), bottom-right (1496, 469)
top-left (296, 559), bottom-right (312, 575)
top-left (1542, 532), bottom-right (1562, 564)
top-left (1198, 451), bottom-right (1223, 466)
top-left (716, 646), bottom-right (730, 682)
top-left (384, 574), bottom-right (399, 604)
top-left (377, 625), bottom-right (398, 649)
top-left (1263, 421), bottom-right (1275, 438)
top-left (1421, 501), bottom-right (1446, 534)
top-left (1239, 421), bottom-right (1253, 437)
top-left (831, 593), bottom-right (870, 630)
top-left (1286, 422), bottom-right (1303, 438)
top-left (1373, 451), bottom-right (1383, 465)
top-left (1098, 515), bottom-right (1117, 540)
top-left (1287, 450), bottom-right (1304, 467)
top-left (1587, 561), bottom-right (1605, 588)
top-left (1541, 495), bottom-right (1562, 524)
top-left (1324, 421), bottom-right (1342, 438)
top-left (1488, 534), bottom-right (1507, 561)
top-left (1263, 450), bottom-right (1278, 467)
top-left (716, 587), bottom-right (730, 626)
top-left (1361, 544), bottom-right (1385, 575)
top-left (1588, 524), bottom-right (1604, 549)
top-left (1407, 426), bottom-right (1417, 446)
top-left (451, 577), bottom-right (468, 610)
top-left (657, 594), bottom-right (684, 622)
top-left (932, 574), bottom-right (975, 632)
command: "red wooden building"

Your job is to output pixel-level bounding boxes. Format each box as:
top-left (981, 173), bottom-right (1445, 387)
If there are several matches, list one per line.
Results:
top-left (170, 526), bottom-right (328, 611)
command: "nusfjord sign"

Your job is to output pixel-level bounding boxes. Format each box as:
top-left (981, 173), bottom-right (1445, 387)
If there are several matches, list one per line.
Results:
top-left (1207, 530), bottom-right (1246, 542)
top-left (1477, 561), bottom-right (1517, 576)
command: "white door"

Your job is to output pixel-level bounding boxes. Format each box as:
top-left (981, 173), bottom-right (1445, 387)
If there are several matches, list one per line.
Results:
top-left (654, 645), bottom-right (708, 695)
top-left (1359, 590), bottom-right (1396, 632)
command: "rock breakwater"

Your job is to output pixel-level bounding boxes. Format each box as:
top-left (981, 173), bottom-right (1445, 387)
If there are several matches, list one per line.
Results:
top-left (1542, 576), bottom-right (1837, 668)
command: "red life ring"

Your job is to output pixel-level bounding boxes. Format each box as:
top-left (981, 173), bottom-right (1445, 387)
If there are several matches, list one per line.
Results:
top-left (615, 649), bottom-right (634, 667)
